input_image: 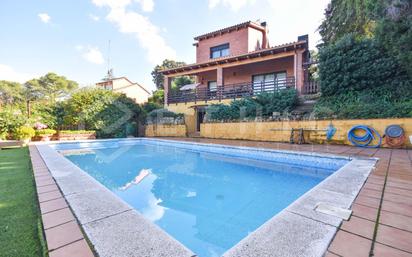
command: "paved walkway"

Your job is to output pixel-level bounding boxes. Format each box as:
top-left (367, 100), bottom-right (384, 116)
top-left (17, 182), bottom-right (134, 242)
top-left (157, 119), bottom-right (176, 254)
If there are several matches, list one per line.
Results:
top-left (29, 146), bottom-right (95, 257)
top-left (159, 137), bottom-right (412, 257)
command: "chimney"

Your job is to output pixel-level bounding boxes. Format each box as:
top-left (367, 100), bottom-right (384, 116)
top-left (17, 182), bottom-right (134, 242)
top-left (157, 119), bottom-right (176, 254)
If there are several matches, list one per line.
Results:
top-left (260, 21), bottom-right (269, 49)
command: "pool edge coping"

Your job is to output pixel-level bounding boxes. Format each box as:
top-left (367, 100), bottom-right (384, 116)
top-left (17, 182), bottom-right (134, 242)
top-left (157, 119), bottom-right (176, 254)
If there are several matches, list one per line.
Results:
top-left (34, 138), bottom-right (377, 257)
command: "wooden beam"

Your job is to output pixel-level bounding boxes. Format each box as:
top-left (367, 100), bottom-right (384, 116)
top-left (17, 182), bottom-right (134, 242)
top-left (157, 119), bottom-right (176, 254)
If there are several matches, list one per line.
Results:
top-left (165, 52), bottom-right (295, 77)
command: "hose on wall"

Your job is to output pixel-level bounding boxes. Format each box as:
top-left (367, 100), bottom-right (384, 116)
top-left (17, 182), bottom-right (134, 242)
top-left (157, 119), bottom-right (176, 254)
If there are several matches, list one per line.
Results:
top-left (347, 125), bottom-right (382, 148)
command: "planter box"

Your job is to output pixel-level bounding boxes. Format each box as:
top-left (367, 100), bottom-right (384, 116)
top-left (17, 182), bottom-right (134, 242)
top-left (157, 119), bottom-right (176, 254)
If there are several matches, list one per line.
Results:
top-left (32, 135), bottom-right (53, 142)
top-left (56, 132), bottom-right (96, 141)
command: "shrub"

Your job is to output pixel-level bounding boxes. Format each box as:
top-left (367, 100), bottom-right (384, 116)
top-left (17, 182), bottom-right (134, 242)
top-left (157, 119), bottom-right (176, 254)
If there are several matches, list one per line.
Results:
top-left (15, 126), bottom-right (35, 140)
top-left (35, 129), bottom-right (57, 136)
top-left (205, 104), bottom-right (237, 121)
top-left (316, 34), bottom-right (412, 119)
top-left (205, 89), bottom-right (298, 122)
top-left (146, 108), bottom-right (184, 124)
top-left (0, 108), bottom-right (27, 139)
top-left (148, 108), bottom-right (183, 119)
top-left (33, 122), bottom-right (48, 130)
top-left (63, 88), bottom-right (143, 138)
top-left (318, 35), bottom-right (406, 97)
top-left (142, 102), bottom-right (162, 114)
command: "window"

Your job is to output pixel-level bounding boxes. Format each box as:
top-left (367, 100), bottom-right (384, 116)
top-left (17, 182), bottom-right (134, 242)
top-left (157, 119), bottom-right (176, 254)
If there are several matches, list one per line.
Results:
top-left (252, 71), bottom-right (287, 93)
top-left (210, 43), bottom-right (230, 59)
top-left (208, 81), bottom-right (217, 92)
top-left (104, 85), bottom-right (113, 90)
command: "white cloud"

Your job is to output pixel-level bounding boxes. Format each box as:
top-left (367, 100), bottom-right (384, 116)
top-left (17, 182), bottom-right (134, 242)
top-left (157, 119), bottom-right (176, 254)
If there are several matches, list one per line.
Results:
top-left (136, 0), bottom-right (154, 12)
top-left (89, 14), bottom-right (100, 21)
top-left (92, 0), bottom-right (176, 64)
top-left (208, 0), bottom-right (256, 11)
top-left (0, 64), bottom-right (38, 83)
top-left (77, 46), bottom-right (105, 64)
top-left (38, 13), bottom-right (51, 23)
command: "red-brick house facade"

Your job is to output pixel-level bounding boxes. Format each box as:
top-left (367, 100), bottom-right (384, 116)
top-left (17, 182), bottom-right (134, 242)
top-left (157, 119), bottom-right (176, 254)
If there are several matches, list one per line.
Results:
top-left (161, 21), bottom-right (315, 133)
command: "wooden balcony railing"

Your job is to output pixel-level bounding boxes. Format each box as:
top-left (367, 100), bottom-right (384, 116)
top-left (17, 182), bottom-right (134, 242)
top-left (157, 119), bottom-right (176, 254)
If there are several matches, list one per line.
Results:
top-left (303, 80), bottom-right (320, 94)
top-left (167, 77), bottom-right (296, 104)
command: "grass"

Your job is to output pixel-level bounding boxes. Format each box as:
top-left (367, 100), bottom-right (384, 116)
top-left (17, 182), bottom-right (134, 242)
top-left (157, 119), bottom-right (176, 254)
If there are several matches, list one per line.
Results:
top-left (0, 147), bottom-right (47, 257)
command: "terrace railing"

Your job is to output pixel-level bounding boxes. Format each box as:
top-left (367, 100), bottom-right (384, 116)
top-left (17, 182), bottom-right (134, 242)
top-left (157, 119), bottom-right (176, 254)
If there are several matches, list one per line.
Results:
top-left (167, 76), bottom-right (295, 104)
top-left (303, 80), bottom-right (320, 95)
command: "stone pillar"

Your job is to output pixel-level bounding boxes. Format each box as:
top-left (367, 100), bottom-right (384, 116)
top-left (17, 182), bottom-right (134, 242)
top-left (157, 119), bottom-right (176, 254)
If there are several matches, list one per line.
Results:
top-left (163, 75), bottom-right (171, 106)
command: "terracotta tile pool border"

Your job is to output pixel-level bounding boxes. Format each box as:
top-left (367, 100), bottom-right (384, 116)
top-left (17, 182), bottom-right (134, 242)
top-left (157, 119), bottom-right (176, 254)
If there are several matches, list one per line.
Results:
top-left (33, 138), bottom-right (378, 257)
top-left (33, 141), bottom-right (195, 257)
top-left (29, 145), bottom-right (95, 257)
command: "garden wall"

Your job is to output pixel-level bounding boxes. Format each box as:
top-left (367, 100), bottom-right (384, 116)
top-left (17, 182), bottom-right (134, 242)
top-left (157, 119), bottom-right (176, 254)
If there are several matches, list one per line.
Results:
top-left (201, 118), bottom-right (412, 148)
top-left (53, 132), bottom-right (96, 141)
top-left (145, 124), bottom-right (187, 137)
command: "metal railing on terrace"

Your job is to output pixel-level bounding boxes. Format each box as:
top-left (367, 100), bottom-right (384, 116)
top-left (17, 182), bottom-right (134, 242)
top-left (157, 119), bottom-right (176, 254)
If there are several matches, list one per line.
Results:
top-left (167, 77), bottom-right (296, 104)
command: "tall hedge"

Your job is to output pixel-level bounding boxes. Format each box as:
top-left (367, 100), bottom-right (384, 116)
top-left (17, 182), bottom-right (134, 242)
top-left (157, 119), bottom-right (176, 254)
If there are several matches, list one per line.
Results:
top-left (316, 34), bottom-right (412, 119)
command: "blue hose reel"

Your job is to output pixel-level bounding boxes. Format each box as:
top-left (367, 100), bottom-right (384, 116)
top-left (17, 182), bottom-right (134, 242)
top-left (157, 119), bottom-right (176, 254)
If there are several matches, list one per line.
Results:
top-left (347, 125), bottom-right (382, 148)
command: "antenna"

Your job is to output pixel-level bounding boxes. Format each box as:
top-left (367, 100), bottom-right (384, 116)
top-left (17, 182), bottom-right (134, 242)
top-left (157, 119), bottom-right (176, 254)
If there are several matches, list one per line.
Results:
top-left (105, 40), bottom-right (113, 81)
top-left (107, 40), bottom-right (111, 72)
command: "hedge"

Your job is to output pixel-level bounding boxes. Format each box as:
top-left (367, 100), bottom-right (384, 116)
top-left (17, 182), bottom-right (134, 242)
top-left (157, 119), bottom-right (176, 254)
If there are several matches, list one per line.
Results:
top-left (316, 34), bottom-right (412, 119)
top-left (205, 89), bottom-right (298, 122)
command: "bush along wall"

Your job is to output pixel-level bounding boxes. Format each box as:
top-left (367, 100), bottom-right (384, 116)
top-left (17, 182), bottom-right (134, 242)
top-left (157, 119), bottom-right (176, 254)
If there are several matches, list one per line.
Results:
top-left (146, 108), bottom-right (185, 125)
top-left (205, 89), bottom-right (298, 122)
top-left (315, 34), bottom-right (412, 119)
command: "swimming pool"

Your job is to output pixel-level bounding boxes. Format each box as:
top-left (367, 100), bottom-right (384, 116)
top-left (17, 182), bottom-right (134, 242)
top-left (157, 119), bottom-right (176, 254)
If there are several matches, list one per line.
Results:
top-left (50, 139), bottom-right (350, 257)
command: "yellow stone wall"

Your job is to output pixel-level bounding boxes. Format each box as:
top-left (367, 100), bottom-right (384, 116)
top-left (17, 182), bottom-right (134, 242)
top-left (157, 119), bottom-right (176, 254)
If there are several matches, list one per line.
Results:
top-left (201, 118), bottom-right (412, 148)
top-left (145, 124), bottom-right (187, 137)
top-left (165, 99), bottom-right (233, 133)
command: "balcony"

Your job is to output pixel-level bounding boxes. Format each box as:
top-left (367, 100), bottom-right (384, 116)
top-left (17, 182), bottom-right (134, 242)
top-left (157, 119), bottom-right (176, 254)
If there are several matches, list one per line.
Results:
top-left (167, 77), bottom-right (297, 104)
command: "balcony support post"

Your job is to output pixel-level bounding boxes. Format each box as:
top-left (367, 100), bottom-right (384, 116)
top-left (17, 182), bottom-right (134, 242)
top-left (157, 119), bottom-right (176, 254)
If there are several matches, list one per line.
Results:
top-left (164, 75), bottom-right (171, 106)
top-left (217, 67), bottom-right (224, 102)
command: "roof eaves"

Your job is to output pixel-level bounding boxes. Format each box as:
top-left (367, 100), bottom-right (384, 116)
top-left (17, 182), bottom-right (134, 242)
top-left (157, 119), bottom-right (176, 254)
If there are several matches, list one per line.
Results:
top-left (161, 40), bottom-right (307, 75)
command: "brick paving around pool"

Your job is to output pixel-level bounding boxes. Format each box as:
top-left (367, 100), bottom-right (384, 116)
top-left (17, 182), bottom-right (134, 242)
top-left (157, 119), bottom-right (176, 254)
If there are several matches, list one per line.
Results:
top-left (158, 137), bottom-right (412, 257)
top-left (29, 146), bottom-right (95, 257)
top-left (29, 138), bottom-right (412, 257)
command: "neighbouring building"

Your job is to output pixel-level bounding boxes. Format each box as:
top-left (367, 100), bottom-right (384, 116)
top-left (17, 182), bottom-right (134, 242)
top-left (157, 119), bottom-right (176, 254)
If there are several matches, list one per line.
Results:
top-left (160, 21), bottom-right (317, 134)
top-left (96, 77), bottom-right (151, 104)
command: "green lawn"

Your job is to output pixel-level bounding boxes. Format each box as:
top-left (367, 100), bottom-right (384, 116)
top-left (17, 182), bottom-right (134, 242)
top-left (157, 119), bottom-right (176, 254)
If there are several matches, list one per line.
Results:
top-left (0, 147), bottom-right (47, 257)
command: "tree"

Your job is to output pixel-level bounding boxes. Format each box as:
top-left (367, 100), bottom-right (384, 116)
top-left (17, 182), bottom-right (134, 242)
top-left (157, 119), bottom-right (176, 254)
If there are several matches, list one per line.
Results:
top-left (319, 0), bottom-right (376, 45)
top-left (0, 80), bottom-right (23, 106)
top-left (373, 0), bottom-right (412, 77)
top-left (171, 76), bottom-right (195, 92)
top-left (151, 59), bottom-right (187, 89)
top-left (23, 73), bottom-right (78, 117)
top-left (63, 88), bottom-right (143, 138)
top-left (148, 89), bottom-right (164, 105)
top-left (37, 72), bottom-right (78, 102)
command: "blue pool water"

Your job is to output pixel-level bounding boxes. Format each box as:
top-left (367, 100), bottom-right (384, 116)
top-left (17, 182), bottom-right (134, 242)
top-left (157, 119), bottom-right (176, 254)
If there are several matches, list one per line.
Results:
top-left (57, 139), bottom-right (347, 257)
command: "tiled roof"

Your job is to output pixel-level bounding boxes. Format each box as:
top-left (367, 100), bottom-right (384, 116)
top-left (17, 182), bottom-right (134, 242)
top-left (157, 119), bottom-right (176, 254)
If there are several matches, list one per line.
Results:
top-left (193, 21), bottom-right (265, 41)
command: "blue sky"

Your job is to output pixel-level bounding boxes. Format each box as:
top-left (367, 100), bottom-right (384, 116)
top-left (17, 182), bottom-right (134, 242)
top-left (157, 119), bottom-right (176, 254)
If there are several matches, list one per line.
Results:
top-left (0, 0), bottom-right (329, 91)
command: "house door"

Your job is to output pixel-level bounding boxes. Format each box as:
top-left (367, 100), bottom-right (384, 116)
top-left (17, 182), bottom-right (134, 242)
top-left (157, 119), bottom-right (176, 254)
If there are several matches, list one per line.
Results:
top-left (196, 108), bottom-right (206, 132)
